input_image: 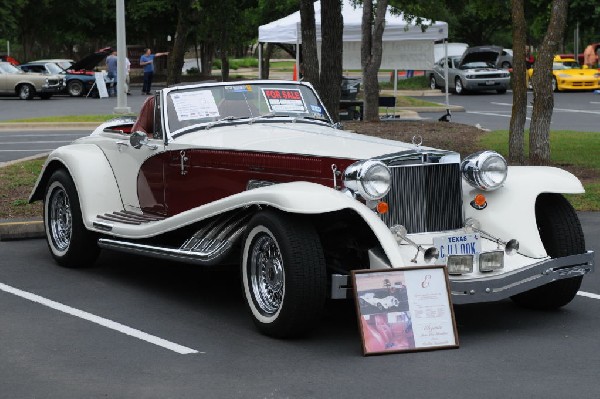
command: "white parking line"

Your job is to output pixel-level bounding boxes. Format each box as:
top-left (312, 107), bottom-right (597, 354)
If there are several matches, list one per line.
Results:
top-left (0, 282), bottom-right (201, 355)
top-left (467, 111), bottom-right (531, 120)
top-left (577, 291), bottom-right (600, 300)
top-left (0, 141), bottom-right (74, 145)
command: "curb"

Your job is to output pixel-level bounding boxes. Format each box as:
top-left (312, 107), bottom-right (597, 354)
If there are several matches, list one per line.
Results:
top-left (0, 219), bottom-right (45, 241)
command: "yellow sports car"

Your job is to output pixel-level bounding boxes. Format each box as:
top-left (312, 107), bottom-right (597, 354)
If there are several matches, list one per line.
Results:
top-left (527, 56), bottom-right (600, 91)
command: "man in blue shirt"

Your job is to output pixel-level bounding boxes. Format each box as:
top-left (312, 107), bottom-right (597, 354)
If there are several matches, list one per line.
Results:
top-left (140, 48), bottom-right (169, 95)
top-left (106, 50), bottom-right (118, 96)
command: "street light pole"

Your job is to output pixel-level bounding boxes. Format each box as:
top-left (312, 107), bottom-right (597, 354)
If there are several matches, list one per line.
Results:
top-left (114, 0), bottom-right (131, 114)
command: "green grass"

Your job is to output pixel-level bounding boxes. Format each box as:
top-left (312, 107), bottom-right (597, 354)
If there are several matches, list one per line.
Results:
top-left (480, 130), bottom-right (600, 170)
top-left (212, 58), bottom-right (260, 70)
top-left (379, 76), bottom-right (430, 90)
top-left (480, 130), bottom-right (600, 211)
top-left (5, 114), bottom-right (131, 123)
top-left (0, 158), bottom-right (46, 218)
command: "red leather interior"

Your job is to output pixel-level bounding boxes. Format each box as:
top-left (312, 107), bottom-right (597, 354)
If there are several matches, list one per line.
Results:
top-left (132, 96), bottom-right (155, 136)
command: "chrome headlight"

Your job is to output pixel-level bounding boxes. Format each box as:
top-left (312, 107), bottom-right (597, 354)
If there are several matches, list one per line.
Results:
top-left (343, 160), bottom-right (391, 201)
top-left (461, 151), bottom-right (507, 191)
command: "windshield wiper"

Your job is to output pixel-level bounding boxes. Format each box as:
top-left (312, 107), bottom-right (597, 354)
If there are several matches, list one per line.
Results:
top-left (247, 112), bottom-right (288, 124)
top-left (205, 115), bottom-right (248, 130)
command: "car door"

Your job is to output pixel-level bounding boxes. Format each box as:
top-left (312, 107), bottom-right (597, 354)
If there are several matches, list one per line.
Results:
top-left (0, 67), bottom-right (6, 92)
top-left (433, 58), bottom-right (447, 86)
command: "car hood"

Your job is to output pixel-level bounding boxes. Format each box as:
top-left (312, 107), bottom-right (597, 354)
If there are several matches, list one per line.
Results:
top-left (69, 47), bottom-right (112, 71)
top-left (459, 45), bottom-right (503, 67)
top-left (171, 122), bottom-right (441, 160)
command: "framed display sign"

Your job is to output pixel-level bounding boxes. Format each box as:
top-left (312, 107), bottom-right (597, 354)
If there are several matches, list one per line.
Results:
top-left (352, 266), bottom-right (459, 356)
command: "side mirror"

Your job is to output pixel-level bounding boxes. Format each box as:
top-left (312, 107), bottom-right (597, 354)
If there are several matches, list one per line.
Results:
top-left (129, 131), bottom-right (148, 149)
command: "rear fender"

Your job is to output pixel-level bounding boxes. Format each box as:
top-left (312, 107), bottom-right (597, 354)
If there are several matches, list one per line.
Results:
top-left (29, 144), bottom-right (123, 229)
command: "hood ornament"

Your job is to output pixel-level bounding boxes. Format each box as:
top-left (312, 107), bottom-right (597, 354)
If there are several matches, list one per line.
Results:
top-left (412, 135), bottom-right (423, 148)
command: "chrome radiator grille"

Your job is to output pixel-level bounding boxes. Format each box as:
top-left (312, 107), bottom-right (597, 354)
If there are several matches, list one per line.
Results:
top-left (381, 163), bottom-right (463, 233)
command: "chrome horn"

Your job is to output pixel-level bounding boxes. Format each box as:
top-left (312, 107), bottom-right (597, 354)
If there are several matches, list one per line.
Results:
top-left (464, 218), bottom-right (520, 255)
top-left (390, 225), bottom-right (439, 264)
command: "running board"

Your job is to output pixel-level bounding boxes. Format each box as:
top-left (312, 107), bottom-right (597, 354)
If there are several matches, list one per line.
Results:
top-left (98, 238), bottom-right (232, 266)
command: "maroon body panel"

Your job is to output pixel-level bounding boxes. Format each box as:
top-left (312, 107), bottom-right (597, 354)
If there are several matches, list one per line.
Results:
top-left (138, 149), bottom-right (358, 216)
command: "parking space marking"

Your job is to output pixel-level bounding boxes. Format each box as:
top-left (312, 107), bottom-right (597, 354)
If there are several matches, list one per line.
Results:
top-left (0, 141), bottom-right (74, 145)
top-left (0, 282), bottom-right (201, 355)
top-left (577, 291), bottom-right (600, 300)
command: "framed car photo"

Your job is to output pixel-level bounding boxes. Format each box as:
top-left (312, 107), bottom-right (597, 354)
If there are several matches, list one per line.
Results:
top-left (352, 266), bottom-right (459, 356)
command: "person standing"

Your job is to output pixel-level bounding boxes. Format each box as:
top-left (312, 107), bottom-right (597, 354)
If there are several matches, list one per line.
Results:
top-left (106, 50), bottom-right (118, 96)
top-left (140, 48), bottom-right (169, 95)
top-left (124, 56), bottom-right (131, 95)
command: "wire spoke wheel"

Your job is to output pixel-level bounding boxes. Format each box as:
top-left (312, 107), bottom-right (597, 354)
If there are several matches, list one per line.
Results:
top-left (250, 234), bottom-right (285, 316)
top-left (48, 186), bottom-right (72, 252)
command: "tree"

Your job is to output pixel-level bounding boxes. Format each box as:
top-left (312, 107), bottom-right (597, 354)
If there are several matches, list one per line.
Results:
top-left (361, 0), bottom-right (388, 122)
top-left (318, 0), bottom-right (343, 122)
top-left (508, 0), bottom-right (527, 165)
top-left (529, 0), bottom-right (568, 165)
top-left (300, 0), bottom-right (344, 122)
top-left (166, 0), bottom-right (199, 86)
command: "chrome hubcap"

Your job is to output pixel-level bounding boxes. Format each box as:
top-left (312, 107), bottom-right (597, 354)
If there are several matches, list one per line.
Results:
top-left (48, 187), bottom-right (72, 251)
top-left (249, 234), bottom-right (284, 316)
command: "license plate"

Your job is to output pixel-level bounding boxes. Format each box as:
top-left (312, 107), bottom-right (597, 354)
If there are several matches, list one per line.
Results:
top-left (486, 80), bottom-right (495, 85)
top-left (433, 233), bottom-right (481, 264)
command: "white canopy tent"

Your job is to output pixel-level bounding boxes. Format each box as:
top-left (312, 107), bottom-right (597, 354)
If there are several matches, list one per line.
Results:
top-left (258, 0), bottom-right (448, 71)
top-left (258, 0), bottom-right (451, 112)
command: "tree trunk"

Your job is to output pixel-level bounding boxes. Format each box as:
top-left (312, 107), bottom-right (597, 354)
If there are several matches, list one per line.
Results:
top-left (529, 0), bottom-right (568, 165)
top-left (166, 5), bottom-right (190, 86)
top-left (220, 50), bottom-right (230, 82)
top-left (300, 0), bottom-right (320, 91)
top-left (260, 43), bottom-right (274, 79)
top-left (319, 0), bottom-right (343, 122)
top-left (508, 0), bottom-right (527, 165)
top-left (362, 0), bottom-right (388, 122)
top-left (200, 40), bottom-right (214, 78)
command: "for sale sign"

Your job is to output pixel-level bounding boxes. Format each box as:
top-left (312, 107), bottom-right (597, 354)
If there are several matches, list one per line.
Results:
top-left (261, 88), bottom-right (306, 113)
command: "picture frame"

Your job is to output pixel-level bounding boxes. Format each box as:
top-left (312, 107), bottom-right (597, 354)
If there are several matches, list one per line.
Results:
top-left (352, 266), bottom-right (459, 356)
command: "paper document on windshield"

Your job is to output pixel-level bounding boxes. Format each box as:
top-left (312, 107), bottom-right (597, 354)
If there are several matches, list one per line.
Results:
top-left (172, 91), bottom-right (220, 121)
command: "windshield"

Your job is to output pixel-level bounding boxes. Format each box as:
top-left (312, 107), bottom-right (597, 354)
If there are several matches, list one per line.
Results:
top-left (461, 61), bottom-right (494, 69)
top-left (0, 62), bottom-right (22, 74)
top-left (554, 61), bottom-right (580, 70)
top-left (45, 63), bottom-right (64, 74)
top-left (166, 82), bottom-right (330, 135)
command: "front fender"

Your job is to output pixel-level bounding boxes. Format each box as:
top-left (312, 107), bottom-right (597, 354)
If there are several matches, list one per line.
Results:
top-left (463, 166), bottom-right (584, 258)
top-left (29, 144), bottom-right (123, 229)
top-left (101, 182), bottom-right (404, 267)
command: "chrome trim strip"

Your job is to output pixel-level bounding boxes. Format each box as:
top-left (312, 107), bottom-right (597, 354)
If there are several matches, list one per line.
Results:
top-left (450, 251), bottom-right (594, 304)
top-left (98, 238), bottom-right (231, 265)
top-left (329, 251), bottom-right (594, 302)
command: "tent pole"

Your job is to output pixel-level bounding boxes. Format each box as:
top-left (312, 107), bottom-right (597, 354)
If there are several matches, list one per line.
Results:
top-left (394, 68), bottom-right (397, 118)
top-left (444, 39), bottom-right (449, 109)
top-left (295, 22), bottom-right (300, 81)
top-left (258, 42), bottom-right (263, 79)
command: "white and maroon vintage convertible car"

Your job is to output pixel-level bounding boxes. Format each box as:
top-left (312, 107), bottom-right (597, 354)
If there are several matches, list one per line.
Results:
top-left (30, 81), bottom-right (594, 337)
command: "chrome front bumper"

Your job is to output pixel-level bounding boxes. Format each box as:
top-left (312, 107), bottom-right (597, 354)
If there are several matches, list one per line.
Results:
top-left (331, 251), bottom-right (594, 304)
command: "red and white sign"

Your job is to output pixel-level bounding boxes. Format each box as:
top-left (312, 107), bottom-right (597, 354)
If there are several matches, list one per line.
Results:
top-left (261, 88), bottom-right (306, 113)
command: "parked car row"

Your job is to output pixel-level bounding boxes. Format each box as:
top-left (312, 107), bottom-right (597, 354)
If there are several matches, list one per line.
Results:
top-left (0, 48), bottom-right (113, 100)
top-left (430, 44), bottom-right (600, 94)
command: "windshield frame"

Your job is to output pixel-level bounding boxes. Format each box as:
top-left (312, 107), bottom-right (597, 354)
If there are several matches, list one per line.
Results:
top-left (162, 80), bottom-right (333, 141)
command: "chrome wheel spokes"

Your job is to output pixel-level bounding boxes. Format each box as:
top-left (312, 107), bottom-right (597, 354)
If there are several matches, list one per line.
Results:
top-left (49, 187), bottom-right (72, 251)
top-left (250, 234), bottom-right (284, 316)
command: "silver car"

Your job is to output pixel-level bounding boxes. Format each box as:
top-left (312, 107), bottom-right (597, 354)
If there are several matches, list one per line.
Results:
top-left (429, 45), bottom-right (511, 94)
top-left (0, 61), bottom-right (65, 100)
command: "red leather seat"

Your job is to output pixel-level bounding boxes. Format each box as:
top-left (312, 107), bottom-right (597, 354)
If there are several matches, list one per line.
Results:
top-left (132, 96), bottom-right (155, 136)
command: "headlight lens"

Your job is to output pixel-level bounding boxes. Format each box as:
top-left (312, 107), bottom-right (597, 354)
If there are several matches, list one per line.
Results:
top-left (343, 160), bottom-right (392, 201)
top-left (461, 151), bottom-right (508, 191)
